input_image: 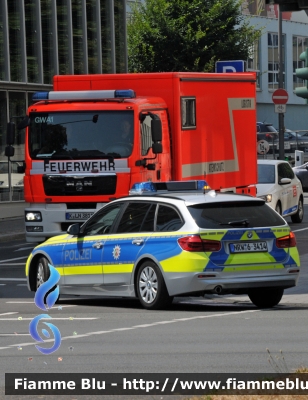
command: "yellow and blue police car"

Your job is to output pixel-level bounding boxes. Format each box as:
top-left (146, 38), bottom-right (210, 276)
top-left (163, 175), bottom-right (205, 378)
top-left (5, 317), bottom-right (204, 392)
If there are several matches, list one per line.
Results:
top-left (25, 180), bottom-right (300, 310)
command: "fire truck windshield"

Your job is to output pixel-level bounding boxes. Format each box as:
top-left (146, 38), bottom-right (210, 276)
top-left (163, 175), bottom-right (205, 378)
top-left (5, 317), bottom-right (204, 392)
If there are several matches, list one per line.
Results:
top-left (29, 110), bottom-right (134, 159)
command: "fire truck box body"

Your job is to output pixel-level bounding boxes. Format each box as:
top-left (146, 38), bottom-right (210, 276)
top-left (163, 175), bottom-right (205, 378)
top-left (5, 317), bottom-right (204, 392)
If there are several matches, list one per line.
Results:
top-left (24, 72), bottom-right (257, 242)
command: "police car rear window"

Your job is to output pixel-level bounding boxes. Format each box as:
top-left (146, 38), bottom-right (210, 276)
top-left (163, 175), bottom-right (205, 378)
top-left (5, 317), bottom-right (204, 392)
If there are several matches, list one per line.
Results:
top-left (187, 201), bottom-right (285, 229)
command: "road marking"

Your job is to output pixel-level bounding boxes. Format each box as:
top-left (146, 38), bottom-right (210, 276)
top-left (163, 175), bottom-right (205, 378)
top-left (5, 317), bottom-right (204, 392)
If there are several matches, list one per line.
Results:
top-left (0, 256), bottom-right (28, 263)
top-left (0, 334), bottom-right (30, 336)
top-left (0, 309), bottom-right (259, 351)
top-left (16, 284), bottom-right (27, 286)
top-left (0, 278), bottom-right (26, 281)
top-left (293, 227), bottom-right (308, 233)
top-left (14, 247), bottom-right (34, 252)
top-left (5, 302), bottom-right (76, 308)
top-left (0, 263), bottom-right (27, 266)
top-left (0, 312), bottom-right (19, 316)
top-left (0, 317), bottom-right (98, 321)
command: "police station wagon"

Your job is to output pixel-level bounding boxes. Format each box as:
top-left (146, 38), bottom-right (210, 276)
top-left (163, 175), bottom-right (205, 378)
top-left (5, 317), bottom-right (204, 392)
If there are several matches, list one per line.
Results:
top-left (25, 181), bottom-right (300, 310)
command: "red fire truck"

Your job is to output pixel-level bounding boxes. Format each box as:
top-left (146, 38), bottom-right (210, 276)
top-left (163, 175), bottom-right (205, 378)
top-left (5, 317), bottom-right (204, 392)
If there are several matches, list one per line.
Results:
top-left (18, 72), bottom-right (257, 242)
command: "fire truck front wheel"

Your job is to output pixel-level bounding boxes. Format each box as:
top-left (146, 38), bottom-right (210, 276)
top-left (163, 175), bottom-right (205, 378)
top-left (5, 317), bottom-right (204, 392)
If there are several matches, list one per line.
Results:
top-left (36, 256), bottom-right (60, 303)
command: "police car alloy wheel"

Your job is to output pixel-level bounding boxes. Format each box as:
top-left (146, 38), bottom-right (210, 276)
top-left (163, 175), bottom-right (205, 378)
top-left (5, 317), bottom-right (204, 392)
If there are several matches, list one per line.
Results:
top-left (248, 287), bottom-right (284, 308)
top-left (36, 256), bottom-right (60, 304)
top-left (36, 256), bottom-right (49, 290)
top-left (137, 261), bottom-right (172, 310)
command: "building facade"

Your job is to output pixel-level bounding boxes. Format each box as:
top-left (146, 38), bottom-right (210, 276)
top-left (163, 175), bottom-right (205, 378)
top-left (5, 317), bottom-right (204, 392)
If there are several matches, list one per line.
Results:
top-left (0, 0), bottom-right (126, 203)
top-left (245, 1), bottom-right (308, 130)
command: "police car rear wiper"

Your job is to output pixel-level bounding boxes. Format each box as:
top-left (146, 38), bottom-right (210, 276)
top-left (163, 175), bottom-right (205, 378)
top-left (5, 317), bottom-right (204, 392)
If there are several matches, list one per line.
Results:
top-left (220, 219), bottom-right (250, 226)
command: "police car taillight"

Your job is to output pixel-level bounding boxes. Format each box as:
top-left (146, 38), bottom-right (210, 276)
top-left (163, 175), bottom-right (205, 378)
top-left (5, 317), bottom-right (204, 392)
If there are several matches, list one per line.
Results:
top-left (178, 235), bottom-right (221, 252)
top-left (276, 232), bottom-right (296, 248)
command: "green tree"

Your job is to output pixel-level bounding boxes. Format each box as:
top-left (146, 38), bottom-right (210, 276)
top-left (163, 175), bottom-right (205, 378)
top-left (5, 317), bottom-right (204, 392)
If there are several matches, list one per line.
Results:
top-left (128, 0), bottom-right (261, 72)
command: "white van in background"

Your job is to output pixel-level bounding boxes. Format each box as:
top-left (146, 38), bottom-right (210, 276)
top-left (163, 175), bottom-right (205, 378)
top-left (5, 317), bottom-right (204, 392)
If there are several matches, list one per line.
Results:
top-left (0, 161), bottom-right (24, 194)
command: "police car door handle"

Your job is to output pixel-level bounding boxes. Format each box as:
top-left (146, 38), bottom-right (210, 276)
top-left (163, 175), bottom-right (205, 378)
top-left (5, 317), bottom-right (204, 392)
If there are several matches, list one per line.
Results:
top-left (92, 241), bottom-right (103, 249)
top-left (132, 239), bottom-right (144, 246)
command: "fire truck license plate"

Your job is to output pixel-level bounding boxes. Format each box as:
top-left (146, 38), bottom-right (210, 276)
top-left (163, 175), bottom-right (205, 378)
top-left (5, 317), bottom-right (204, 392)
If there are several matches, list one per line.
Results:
top-left (66, 212), bottom-right (94, 220)
top-left (229, 242), bottom-right (268, 253)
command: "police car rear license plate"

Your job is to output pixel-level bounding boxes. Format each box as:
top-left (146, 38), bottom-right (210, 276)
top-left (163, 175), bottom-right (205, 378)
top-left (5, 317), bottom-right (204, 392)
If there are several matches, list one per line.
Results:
top-left (66, 212), bottom-right (94, 220)
top-left (229, 242), bottom-right (268, 253)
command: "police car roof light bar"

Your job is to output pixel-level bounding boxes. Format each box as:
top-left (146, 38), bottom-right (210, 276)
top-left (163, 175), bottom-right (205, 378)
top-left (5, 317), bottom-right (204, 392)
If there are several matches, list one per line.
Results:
top-left (129, 180), bottom-right (210, 195)
top-left (32, 89), bottom-right (136, 102)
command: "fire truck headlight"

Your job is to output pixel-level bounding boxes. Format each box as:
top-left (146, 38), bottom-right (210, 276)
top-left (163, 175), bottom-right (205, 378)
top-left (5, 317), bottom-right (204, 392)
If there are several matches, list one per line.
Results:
top-left (25, 211), bottom-right (42, 221)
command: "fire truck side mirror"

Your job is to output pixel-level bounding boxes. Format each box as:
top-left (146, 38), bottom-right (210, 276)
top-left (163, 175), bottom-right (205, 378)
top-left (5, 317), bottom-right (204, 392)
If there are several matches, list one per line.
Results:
top-left (17, 162), bottom-right (26, 173)
top-left (152, 142), bottom-right (162, 154)
top-left (5, 145), bottom-right (15, 157)
top-left (151, 119), bottom-right (162, 142)
top-left (17, 116), bottom-right (30, 130)
top-left (6, 122), bottom-right (15, 145)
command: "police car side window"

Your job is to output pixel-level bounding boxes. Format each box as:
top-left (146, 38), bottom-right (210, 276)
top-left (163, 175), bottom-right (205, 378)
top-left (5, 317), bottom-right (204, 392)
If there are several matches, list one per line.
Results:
top-left (116, 202), bottom-right (153, 233)
top-left (82, 204), bottom-right (123, 236)
top-left (156, 205), bottom-right (183, 232)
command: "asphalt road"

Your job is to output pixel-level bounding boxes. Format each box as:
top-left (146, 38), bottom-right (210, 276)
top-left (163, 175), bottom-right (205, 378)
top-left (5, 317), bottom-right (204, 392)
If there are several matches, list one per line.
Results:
top-left (1, 206), bottom-right (308, 400)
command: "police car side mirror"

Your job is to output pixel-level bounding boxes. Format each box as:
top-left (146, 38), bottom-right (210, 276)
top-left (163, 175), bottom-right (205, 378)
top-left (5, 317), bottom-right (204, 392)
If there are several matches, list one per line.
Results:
top-left (67, 223), bottom-right (80, 236)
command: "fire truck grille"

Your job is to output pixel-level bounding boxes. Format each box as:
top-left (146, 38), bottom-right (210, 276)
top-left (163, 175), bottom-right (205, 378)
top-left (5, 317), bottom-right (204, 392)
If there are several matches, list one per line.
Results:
top-left (43, 174), bottom-right (117, 196)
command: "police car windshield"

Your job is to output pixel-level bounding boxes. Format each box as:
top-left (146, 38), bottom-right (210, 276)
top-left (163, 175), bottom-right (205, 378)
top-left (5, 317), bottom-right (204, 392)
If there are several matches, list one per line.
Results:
top-left (29, 111), bottom-right (134, 159)
top-left (188, 201), bottom-right (285, 229)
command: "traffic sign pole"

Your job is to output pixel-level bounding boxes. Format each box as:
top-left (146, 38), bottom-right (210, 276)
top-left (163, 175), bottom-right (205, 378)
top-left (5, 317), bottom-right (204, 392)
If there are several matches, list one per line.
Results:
top-left (272, 88), bottom-right (288, 160)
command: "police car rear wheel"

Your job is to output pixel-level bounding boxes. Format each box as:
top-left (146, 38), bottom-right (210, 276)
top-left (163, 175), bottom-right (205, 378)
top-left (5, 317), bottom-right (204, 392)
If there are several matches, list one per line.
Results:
top-left (248, 287), bottom-right (284, 308)
top-left (137, 261), bottom-right (172, 310)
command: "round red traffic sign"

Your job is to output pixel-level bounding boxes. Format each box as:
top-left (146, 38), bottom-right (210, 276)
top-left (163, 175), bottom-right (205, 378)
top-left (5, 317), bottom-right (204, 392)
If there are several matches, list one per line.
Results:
top-left (272, 89), bottom-right (288, 105)
top-left (257, 140), bottom-right (269, 155)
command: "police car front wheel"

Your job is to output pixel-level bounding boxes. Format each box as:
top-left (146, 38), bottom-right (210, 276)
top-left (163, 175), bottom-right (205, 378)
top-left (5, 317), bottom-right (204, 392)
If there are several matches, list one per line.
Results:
top-left (36, 256), bottom-right (50, 290)
top-left (136, 261), bottom-right (172, 310)
top-left (36, 256), bottom-right (60, 303)
top-left (248, 287), bottom-right (284, 308)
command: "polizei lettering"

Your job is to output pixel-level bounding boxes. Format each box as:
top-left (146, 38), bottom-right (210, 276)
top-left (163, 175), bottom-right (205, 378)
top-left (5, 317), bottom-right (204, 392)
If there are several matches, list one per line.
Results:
top-left (43, 160), bottom-right (115, 172)
top-left (209, 162), bottom-right (224, 173)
